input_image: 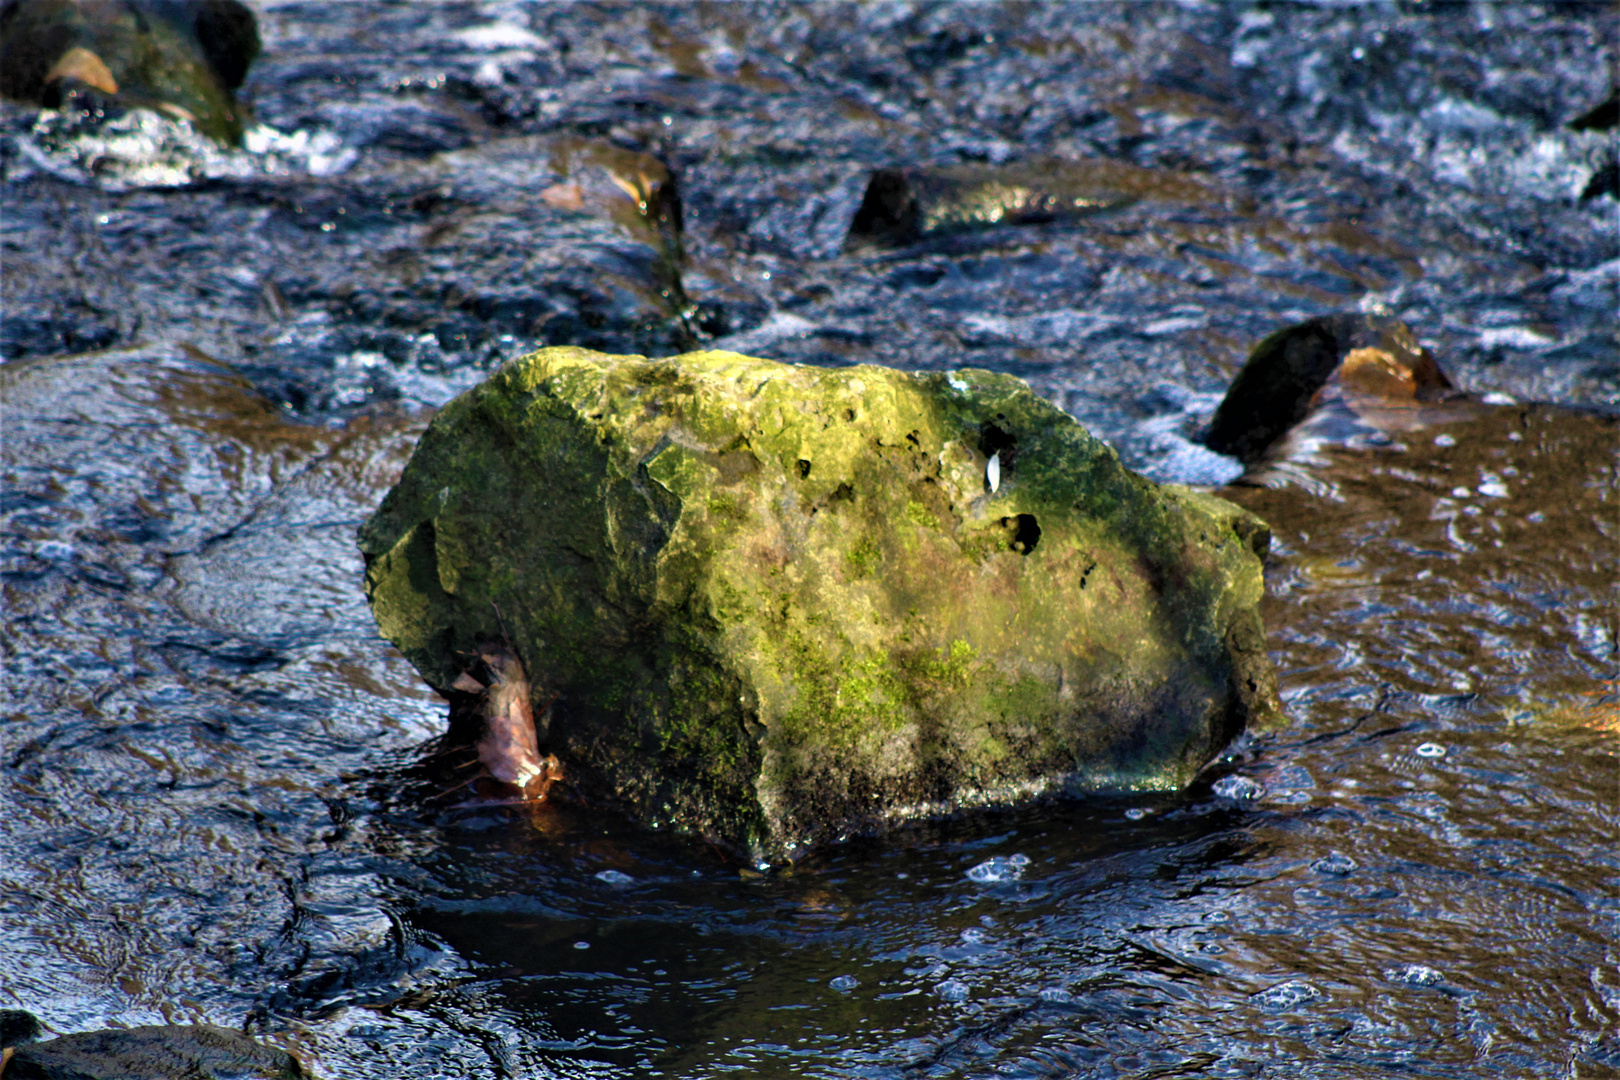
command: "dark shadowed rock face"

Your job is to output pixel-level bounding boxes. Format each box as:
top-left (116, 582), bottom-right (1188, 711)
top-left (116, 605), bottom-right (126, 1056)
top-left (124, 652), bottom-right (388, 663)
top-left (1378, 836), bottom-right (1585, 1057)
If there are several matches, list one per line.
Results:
top-left (4, 1023), bottom-right (304, 1080)
top-left (360, 348), bottom-right (1282, 863)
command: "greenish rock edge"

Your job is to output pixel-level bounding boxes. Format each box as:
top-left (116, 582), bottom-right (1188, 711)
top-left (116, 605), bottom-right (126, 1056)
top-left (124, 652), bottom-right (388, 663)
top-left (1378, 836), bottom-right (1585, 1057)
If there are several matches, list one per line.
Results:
top-left (360, 348), bottom-right (1282, 863)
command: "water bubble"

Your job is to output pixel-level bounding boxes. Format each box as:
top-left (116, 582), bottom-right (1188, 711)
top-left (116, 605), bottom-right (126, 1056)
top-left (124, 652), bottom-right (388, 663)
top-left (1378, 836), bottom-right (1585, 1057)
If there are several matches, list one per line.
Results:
top-left (959, 927), bottom-right (988, 944)
top-left (1451, 486), bottom-right (1472, 498)
top-left (573, 941), bottom-right (590, 950)
top-left (1213, 775), bottom-right (1264, 802)
top-left (595, 869), bottom-right (634, 886)
top-left (1433, 434), bottom-right (1456, 448)
top-left (966, 854), bottom-right (1029, 883)
top-left (1312, 851), bottom-right (1357, 875)
top-left (1385, 964), bottom-right (1444, 986)
top-left (1252, 979), bottom-right (1325, 1012)
top-left (1415, 743), bottom-right (1447, 758)
top-left (936, 979), bottom-right (970, 1001)
top-left (1124, 808), bottom-right (1149, 820)
top-left (829, 975), bottom-right (858, 992)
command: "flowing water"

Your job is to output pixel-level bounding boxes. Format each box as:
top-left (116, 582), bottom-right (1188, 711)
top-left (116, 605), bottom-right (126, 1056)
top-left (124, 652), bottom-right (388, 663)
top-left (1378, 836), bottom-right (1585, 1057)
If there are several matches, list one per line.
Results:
top-left (2, 3), bottom-right (1616, 1077)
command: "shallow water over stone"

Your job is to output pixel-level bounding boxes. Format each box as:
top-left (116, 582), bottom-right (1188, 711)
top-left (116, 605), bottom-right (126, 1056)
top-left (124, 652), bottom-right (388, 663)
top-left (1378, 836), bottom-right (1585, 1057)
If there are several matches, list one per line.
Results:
top-left (3, 3), bottom-right (1616, 1077)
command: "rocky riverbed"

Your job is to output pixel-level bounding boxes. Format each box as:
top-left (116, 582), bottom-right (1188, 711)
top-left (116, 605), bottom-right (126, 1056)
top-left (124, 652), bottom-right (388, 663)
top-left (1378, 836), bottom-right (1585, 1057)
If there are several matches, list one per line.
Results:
top-left (2, 2), bottom-right (1615, 1077)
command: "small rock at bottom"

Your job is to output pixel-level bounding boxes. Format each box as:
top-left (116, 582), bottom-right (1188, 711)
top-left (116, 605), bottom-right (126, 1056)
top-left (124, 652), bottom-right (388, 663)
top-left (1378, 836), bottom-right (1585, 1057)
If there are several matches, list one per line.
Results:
top-left (4, 1023), bottom-right (305, 1080)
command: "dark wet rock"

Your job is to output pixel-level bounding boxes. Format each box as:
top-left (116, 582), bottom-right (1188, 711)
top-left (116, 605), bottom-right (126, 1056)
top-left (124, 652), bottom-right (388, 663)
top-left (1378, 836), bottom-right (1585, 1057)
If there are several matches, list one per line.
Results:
top-left (846, 157), bottom-right (1206, 248)
top-left (359, 347), bottom-right (1282, 864)
top-left (1202, 314), bottom-right (1462, 466)
top-left (1, 1010), bottom-right (43, 1047)
top-left (1580, 159), bottom-right (1617, 202)
top-left (3, 1023), bottom-right (304, 1079)
top-left (1569, 90), bottom-right (1618, 132)
top-left (0, 0), bottom-right (260, 143)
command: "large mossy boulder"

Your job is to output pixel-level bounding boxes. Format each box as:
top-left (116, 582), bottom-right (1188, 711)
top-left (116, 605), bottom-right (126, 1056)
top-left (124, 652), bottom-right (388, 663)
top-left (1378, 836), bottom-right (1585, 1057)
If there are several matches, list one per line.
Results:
top-left (360, 348), bottom-right (1281, 862)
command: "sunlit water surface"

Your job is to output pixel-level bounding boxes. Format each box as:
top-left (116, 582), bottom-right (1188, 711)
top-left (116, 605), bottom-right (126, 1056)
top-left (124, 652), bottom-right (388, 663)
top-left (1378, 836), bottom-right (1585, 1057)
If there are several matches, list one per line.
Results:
top-left (2, 3), bottom-right (1616, 1077)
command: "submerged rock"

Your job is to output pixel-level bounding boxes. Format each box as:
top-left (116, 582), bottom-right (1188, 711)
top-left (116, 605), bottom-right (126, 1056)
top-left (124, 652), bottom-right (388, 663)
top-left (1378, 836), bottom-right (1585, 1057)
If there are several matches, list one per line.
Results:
top-left (4, 1023), bottom-right (304, 1079)
top-left (360, 349), bottom-right (1281, 862)
top-left (0, 0), bottom-right (260, 144)
top-left (846, 158), bottom-right (1208, 247)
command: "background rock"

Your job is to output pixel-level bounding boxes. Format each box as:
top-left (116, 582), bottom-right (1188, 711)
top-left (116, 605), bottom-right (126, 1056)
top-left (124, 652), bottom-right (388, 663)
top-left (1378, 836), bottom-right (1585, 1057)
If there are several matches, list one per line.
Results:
top-left (0, 0), bottom-right (259, 143)
top-left (1202, 313), bottom-right (1460, 464)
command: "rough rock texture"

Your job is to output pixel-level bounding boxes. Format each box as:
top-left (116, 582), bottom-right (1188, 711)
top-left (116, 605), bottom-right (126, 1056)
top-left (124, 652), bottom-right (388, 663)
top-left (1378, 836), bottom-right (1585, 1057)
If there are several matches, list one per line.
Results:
top-left (360, 348), bottom-right (1281, 862)
top-left (4, 1023), bottom-right (304, 1079)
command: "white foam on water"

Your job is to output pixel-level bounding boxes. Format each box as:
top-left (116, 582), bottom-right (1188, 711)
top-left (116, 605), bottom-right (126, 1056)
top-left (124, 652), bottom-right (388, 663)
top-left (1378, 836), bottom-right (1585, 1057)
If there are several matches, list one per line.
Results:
top-left (453, 22), bottom-right (546, 50)
top-left (966, 854), bottom-right (1029, 883)
top-left (1385, 964), bottom-right (1444, 986)
top-left (1311, 851), bottom-right (1358, 876)
top-left (1252, 979), bottom-right (1325, 1013)
top-left (1213, 775), bottom-right (1264, 802)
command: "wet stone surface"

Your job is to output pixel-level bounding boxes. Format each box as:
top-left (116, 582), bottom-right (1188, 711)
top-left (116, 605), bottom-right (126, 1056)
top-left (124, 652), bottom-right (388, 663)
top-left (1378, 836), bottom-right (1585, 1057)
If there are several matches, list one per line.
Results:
top-left (2, 3), bottom-right (1617, 1078)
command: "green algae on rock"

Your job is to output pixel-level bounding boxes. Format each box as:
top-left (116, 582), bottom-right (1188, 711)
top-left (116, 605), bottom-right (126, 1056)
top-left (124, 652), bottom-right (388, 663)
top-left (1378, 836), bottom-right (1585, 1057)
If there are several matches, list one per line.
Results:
top-left (360, 348), bottom-right (1281, 862)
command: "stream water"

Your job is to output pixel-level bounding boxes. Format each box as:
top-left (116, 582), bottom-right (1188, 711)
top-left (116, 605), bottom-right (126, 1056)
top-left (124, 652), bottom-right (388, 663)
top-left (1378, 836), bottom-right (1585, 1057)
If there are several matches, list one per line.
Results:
top-left (2, 3), bottom-right (1616, 1077)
